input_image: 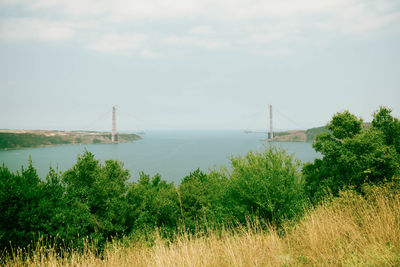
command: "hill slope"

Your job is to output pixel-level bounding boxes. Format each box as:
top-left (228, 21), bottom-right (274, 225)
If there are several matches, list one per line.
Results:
top-left (0, 130), bottom-right (142, 150)
top-left (264, 126), bottom-right (330, 142)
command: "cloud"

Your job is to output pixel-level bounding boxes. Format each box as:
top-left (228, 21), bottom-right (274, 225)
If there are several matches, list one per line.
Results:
top-left (0, 18), bottom-right (76, 42)
top-left (87, 33), bottom-right (148, 54)
top-left (165, 35), bottom-right (228, 49)
top-left (315, 7), bottom-right (400, 36)
top-left (139, 49), bottom-right (160, 59)
top-left (250, 48), bottom-right (295, 57)
top-left (188, 25), bottom-right (215, 35)
top-left (85, 33), bottom-right (162, 58)
top-left (0, 0), bottom-right (370, 21)
top-left (4, 0), bottom-right (399, 26)
top-left (0, 0), bottom-right (399, 56)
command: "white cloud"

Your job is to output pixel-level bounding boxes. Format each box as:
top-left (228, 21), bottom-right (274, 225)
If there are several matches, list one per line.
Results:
top-left (1, 0), bottom-right (351, 21)
top-left (309, 1), bottom-right (400, 37)
top-left (87, 33), bottom-right (148, 54)
top-left (250, 48), bottom-right (295, 57)
top-left (0, 0), bottom-right (399, 56)
top-left (139, 49), bottom-right (160, 59)
top-left (188, 25), bottom-right (215, 35)
top-left (165, 35), bottom-right (228, 49)
top-left (5, 0), bottom-right (399, 25)
top-left (0, 18), bottom-right (76, 42)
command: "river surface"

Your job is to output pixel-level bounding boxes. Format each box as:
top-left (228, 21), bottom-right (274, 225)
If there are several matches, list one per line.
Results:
top-left (0, 130), bottom-right (320, 184)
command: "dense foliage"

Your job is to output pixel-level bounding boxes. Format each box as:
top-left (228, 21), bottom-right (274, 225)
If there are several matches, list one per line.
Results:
top-left (305, 126), bottom-right (330, 142)
top-left (303, 107), bottom-right (400, 201)
top-left (0, 106), bottom-right (399, 253)
top-left (0, 146), bottom-right (304, 251)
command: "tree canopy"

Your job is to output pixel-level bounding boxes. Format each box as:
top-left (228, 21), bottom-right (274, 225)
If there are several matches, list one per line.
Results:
top-left (303, 107), bottom-right (400, 201)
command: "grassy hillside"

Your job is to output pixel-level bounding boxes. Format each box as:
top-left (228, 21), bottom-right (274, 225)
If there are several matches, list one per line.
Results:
top-left (305, 126), bottom-right (330, 142)
top-left (273, 130), bottom-right (308, 142)
top-left (4, 181), bottom-right (399, 266)
top-left (268, 127), bottom-right (329, 142)
top-left (273, 123), bottom-right (372, 143)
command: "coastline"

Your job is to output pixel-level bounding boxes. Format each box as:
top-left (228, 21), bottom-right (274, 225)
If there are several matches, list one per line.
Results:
top-left (0, 130), bottom-right (142, 150)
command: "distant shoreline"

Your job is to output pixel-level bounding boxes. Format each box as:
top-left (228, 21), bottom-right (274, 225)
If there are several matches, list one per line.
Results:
top-left (263, 130), bottom-right (309, 142)
top-left (0, 130), bottom-right (142, 150)
top-left (247, 126), bottom-right (330, 143)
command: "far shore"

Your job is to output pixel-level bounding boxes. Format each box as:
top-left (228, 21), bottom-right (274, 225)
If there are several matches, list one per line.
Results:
top-left (0, 130), bottom-right (142, 150)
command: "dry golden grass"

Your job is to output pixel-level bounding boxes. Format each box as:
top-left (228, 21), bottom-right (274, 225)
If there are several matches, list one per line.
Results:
top-left (287, 183), bottom-right (400, 266)
top-left (3, 182), bottom-right (400, 267)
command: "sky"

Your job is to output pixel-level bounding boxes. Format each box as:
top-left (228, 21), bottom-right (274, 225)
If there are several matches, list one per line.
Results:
top-left (0, 0), bottom-right (399, 131)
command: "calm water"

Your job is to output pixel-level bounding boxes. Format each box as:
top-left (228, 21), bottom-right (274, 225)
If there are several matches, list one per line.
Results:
top-left (0, 130), bottom-right (320, 184)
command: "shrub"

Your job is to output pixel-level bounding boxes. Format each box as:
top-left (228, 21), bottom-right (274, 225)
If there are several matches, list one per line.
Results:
top-left (225, 146), bottom-right (307, 226)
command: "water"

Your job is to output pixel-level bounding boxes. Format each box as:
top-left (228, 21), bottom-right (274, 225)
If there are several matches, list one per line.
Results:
top-left (0, 130), bottom-right (320, 184)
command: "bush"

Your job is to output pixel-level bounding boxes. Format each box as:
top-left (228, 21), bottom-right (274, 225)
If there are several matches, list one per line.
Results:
top-left (178, 168), bottom-right (229, 231)
top-left (225, 146), bottom-right (306, 226)
top-left (125, 173), bottom-right (180, 236)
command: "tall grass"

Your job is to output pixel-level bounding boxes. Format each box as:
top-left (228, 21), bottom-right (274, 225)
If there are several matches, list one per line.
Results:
top-left (287, 181), bottom-right (400, 266)
top-left (3, 181), bottom-right (399, 266)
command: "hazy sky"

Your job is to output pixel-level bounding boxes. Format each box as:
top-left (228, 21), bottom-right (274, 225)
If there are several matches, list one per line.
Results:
top-left (1, 0), bottom-right (399, 131)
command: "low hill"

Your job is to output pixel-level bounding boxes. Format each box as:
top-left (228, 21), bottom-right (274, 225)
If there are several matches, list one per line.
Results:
top-left (270, 123), bottom-right (371, 142)
top-left (0, 130), bottom-right (142, 150)
top-left (273, 130), bottom-right (308, 142)
top-left (263, 126), bottom-right (330, 142)
top-left (305, 126), bottom-right (331, 142)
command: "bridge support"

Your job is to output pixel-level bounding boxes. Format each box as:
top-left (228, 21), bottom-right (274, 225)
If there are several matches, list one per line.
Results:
top-left (112, 106), bottom-right (116, 143)
top-left (269, 105), bottom-right (273, 139)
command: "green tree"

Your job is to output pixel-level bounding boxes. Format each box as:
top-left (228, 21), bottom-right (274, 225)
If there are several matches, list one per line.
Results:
top-left (372, 106), bottom-right (400, 153)
top-left (125, 173), bottom-right (180, 236)
top-left (62, 151), bottom-right (130, 245)
top-left (178, 169), bottom-right (208, 231)
top-left (226, 146), bottom-right (306, 225)
top-left (327, 110), bottom-right (362, 139)
top-left (304, 107), bottom-right (400, 202)
top-left (0, 161), bottom-right (67, 250)
top-left (178, 168), bottom-right (230, 231)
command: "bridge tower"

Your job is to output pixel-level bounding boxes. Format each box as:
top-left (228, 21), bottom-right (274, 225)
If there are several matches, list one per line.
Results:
top-left (112, 106), bottom-right (116, 143)
top-left (269, 105), bottom-right (273, 139)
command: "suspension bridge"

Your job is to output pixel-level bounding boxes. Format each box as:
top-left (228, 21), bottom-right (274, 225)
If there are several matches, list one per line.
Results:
top-left (82, 105), bottom-right (307, 143)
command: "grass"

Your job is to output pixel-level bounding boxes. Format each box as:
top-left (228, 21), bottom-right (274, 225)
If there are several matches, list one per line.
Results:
top-left (2, 181), bottom-right (400, 266)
